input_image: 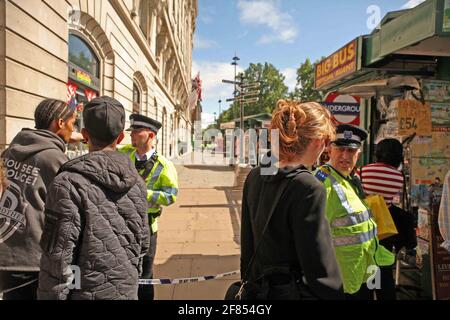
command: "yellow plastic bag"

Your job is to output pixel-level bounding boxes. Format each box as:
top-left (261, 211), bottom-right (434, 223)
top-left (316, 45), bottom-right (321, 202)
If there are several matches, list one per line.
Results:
top-left (365, 194), bottom-right (398, 240)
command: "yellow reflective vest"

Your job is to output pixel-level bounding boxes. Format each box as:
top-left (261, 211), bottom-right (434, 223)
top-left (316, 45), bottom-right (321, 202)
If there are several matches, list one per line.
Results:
top-left (315, 165), bottom-right (395, 294)
top-left (120, 145), bottom-right (178, 233)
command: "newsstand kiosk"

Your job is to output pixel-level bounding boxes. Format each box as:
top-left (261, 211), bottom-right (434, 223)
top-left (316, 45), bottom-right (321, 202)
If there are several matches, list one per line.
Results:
top-left (315, 0), bottom-right (450, 299)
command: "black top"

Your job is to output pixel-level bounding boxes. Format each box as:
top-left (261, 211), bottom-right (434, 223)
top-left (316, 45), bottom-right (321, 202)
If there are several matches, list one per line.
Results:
top-left (240, 165), bottom-right (344, 299)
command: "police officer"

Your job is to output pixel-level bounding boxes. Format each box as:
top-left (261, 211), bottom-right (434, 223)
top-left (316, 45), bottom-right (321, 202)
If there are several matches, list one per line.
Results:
top-left (120, 114), bottom-right (178, 300)
top-left (314, 124), bottom-right (394, 299)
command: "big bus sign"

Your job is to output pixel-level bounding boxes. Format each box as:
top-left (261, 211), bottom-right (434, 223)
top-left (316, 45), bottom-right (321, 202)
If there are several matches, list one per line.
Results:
top-left (315, 39), bottom-right (358, 89)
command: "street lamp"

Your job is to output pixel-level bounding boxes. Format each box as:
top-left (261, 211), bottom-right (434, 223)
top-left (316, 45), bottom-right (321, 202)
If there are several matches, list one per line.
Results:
top-left (231, 55), bottom-right (240, 122)
top-left (218, 99), bottom-right (222, 128)
top-left (213, 112), bottom-right (217, 128)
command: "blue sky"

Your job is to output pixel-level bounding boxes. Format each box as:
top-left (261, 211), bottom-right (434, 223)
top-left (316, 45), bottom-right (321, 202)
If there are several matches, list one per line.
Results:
top-left (192, 0), bottom-right (426, 127)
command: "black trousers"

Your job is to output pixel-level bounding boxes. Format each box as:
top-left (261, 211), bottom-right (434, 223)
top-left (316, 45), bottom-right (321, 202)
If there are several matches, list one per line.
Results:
top-left (375, 239), bottom-right (397, 300)
top-left (138, 232), bottom-right (157, 300)
top-left (345, 283), bottom-right (375, 300)
top-left (1, 271), bottom-right (39, 300)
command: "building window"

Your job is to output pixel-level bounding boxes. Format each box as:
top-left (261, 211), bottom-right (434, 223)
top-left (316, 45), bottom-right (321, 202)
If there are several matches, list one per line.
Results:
top-left (67, 33), bottom-right (101, 157)
top-left (139, 0), bottom-right (149, 39)
top-left (67, 34), bottom-right (101, 126)
top-left (69, 34), bottom-right (99, 77)
top-left (133, 82), bottom-right (141, 114)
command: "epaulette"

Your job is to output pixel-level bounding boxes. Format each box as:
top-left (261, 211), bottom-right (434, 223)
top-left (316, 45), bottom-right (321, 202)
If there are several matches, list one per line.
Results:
top-left (314, 166), bottom-right (330, 183)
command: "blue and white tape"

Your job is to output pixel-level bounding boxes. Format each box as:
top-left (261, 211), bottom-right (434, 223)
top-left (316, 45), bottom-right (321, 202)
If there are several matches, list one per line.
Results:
top-left (139, 270), bottom-right (240, 285)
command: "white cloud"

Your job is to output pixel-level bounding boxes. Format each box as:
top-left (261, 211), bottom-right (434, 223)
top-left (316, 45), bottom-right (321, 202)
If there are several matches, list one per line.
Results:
top-left (201, 112), bottom-right (216, 129)
top-left (200, 16), bottom-right (214, 24)
top-left (192, 60), bottom-right (244, 125)
top-left (194, 35), bottom-right (218, 49)
top-left (200, 6), bottom-right (216, 24)
top-left (401, 0), bottom-right (426, 9)
top-left (281, 67), bottom-right (297, 92)
top-left (237, 0), bottom-right (298, 44)
top-left (192, 60), bottom-right (244, 102)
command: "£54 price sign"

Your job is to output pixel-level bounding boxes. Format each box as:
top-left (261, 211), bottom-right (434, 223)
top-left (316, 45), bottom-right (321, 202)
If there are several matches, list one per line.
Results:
top-left (397, 100), bottom-right (432, 137)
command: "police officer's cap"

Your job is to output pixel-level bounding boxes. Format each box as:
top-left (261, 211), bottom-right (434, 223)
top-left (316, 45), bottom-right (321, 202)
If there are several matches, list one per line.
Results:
top-left (126, 114), bottom-right (162, 133)
top-left (331, 124), bottom-right (368, 149)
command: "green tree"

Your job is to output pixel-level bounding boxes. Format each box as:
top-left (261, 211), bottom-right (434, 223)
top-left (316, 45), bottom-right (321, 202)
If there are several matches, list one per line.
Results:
top-left (293, 58), bottom-right (324, 102)
top-left (220, 63), bottom-right (288, 122)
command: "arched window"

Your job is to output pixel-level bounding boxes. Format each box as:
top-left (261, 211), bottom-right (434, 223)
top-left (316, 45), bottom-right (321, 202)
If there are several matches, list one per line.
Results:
top-left (67, 33), bottom-right (101, 157)
top-left (67, 33), bottom-right (101, 130)
top-left (133, 82), bottom-right (141, 114)
top-left (69, 34), bottom-right (100, 77)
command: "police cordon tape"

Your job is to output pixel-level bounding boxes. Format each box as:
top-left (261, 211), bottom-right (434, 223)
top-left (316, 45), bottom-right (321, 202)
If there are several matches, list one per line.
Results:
top-left (1, 270), bottom-right (241, 294)
top-left (138, 270), bottom-right (240, 285)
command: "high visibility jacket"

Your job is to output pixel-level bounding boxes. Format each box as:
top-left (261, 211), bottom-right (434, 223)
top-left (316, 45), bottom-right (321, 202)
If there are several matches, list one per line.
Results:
top-left (120, 145), bottom-right (178, 233)
top-left (314, 165), bottom-right (395, 294)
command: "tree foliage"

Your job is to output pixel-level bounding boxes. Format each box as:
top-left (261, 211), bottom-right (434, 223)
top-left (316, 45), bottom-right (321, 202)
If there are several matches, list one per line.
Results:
top-left (220, 63), bottom-right (288, 123)
top-left (292, 58), bottom-right (324, 102)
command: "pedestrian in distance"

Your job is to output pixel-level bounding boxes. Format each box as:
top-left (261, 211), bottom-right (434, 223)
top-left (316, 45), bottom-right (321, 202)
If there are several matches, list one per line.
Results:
top-left (239, 99), bottom-right (344, 300)
top-left (38, 96), bottom-right (150, 300)
top-left (0, 99), bottom-right (78, 300)
top-left (315, 125), bottom-right (395, 300)
top-left (120, 114), bottom-right (179, 300)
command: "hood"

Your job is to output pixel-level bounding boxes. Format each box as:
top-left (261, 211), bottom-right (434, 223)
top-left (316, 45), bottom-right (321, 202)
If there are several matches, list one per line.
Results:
top-left (2, 129), bottom-right (66, 162)
top-left (61, 151), bottom-right (138, 193)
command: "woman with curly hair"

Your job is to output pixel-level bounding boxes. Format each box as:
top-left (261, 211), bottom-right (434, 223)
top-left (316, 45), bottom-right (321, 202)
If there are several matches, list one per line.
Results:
top-left (239, 99), bottom-right (343, 300)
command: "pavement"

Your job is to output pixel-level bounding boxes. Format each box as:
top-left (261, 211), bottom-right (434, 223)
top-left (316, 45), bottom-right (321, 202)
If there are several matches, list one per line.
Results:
top-left (154, 151), bottom-right (245, 300)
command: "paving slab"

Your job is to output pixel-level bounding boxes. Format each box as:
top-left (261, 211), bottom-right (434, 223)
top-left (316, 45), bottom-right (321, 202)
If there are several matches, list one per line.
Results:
top-left (154, 162), bottom-right (243, 300)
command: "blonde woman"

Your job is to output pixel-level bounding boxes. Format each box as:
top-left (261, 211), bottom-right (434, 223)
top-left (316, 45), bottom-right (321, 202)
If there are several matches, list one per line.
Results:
top-left (239, 100), bottom-right (343, 300)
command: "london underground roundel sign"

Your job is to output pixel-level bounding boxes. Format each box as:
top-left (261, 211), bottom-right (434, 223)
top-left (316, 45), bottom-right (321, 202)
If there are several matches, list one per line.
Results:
top-left (323, 92), bottom-right (361, 125)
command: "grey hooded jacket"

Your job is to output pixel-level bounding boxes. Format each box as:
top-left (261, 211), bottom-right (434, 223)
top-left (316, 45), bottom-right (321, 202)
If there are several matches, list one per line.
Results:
top-left (0, 129), bottom-right (68, 271)
top-left (38, 151), bottom-right (150, 300)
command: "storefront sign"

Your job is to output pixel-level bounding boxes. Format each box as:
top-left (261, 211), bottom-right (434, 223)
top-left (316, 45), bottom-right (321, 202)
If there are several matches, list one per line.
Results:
top-left (397, 100), bottom-right (432, 137)
top-left (423, 80), bottom-right (450, 103)
top-left (315, 39), bottom-right (357, 89)
top-left (76, 70), bottom-right (92, 86)
top-left (220, 121), bottom-right (235, 130)
top-left (443, 0), bottom-right (450, 33)
top-left (323, 92), bottom-right (361, 125)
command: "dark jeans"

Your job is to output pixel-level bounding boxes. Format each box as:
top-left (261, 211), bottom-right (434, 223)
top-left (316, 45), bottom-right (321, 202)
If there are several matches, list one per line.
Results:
top-left (345, 284), bottom-right (375, 300)
top-left (0, 271), bottom-right (39, 300)
top-left (138, 232), bottom-right (157, 300)
top-left (375, 265), bottom-right (397, 300)
top-left (376, 239), bottom-right (397, 300)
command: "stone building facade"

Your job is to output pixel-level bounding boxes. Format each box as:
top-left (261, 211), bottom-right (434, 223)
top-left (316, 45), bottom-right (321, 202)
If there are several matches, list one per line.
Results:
top-left (0, 0), bottom-right (200, 158)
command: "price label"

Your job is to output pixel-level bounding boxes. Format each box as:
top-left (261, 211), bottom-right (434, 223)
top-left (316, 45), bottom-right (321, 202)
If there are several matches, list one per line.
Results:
top-left (397, 100), bottom-right (432, 136)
